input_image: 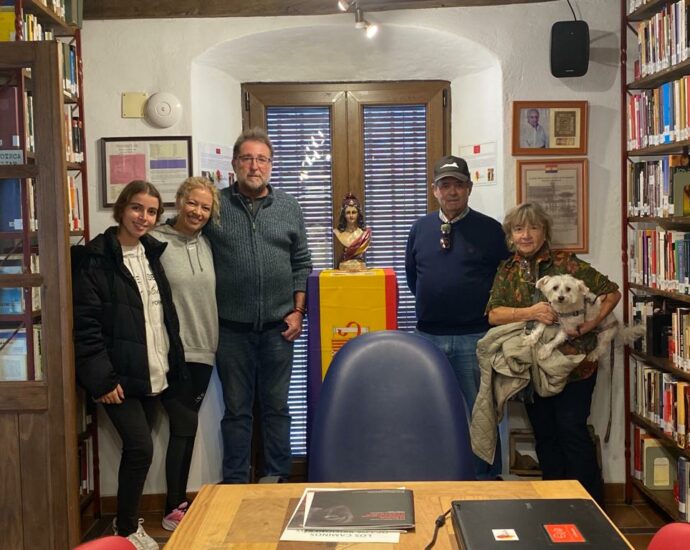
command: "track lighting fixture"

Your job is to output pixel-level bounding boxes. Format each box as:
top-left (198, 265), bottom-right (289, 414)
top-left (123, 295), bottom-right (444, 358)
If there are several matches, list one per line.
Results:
top-left (338, 1), bottom-right (378, 38)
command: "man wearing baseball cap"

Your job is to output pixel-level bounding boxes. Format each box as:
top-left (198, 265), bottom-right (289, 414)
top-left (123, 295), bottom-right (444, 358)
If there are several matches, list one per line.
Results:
top-left (405, 154), bottom-right (510, 479)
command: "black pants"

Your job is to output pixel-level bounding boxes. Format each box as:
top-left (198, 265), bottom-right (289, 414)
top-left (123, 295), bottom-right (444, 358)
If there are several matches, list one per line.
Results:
top-left (102, 395), bottom-right (160, 537)
top-left (161, 362), bottom-right (213, 514)
top-left (525, 372), bottom-right (603, 505)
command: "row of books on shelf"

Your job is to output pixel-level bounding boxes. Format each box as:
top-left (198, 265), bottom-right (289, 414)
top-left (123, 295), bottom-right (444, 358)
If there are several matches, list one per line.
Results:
top-left (57, 39), bottom-right (79, 97)
top-left (1, 80), bottom-right (83, 165)
top-left (0, 178), bottom-right (37, 231)
top-left (628, 1), bottom-right (652, 14)
top-left (630, 295), bottom-right (690, 371)
top-left (627, 155), bottom-right (689, 217)
top-left (0, 8), bottom-right (59, 41)
top-left (633, 427), bottom-right (690, 521)
top-left (0, 86), bottom-right (33, 160)
top-left (627, 226), bottom-right (690, 293)
top-left (67, 174), bottom-right (83, 230)
top-left (631, 0), bottom-right (690, 79)
top-left (64, 110), bottom-right (83, 163)
top-left (626, 78), bottom-right (690, 151)
top-left (0, 324), bottom-right (42, 381)
top-left (0, 254), bottom-right (40, 314)
top-left (631, 359), bottom-right (690, 447)
top-left (0, 176), bottom-right (83, 232)
top-left (77, 436), bottom-right (94, 496)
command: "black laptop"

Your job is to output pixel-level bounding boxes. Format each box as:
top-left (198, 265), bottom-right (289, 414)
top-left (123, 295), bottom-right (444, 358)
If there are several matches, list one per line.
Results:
top-left (451, 499), bottom-right (630, 549)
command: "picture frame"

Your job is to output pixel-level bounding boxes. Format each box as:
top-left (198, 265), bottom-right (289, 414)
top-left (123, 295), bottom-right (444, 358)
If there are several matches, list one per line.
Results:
top-left (512, 101), bottom-right (588, 156)
top-left (100, 136), bottom-right (193, 207)
top-left (517, 158), bottom-right (588, 253)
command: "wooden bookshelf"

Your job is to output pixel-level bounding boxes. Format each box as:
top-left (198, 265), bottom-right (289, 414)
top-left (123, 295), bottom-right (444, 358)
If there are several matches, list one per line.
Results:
top-left (0, 15), bottom-right (91, 548)
top-left (621, 0), bottom-right (690, 519)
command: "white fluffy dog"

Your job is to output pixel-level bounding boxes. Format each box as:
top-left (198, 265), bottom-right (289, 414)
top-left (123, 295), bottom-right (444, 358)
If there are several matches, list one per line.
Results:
top-left (524, 274), bottom-right (619, 361)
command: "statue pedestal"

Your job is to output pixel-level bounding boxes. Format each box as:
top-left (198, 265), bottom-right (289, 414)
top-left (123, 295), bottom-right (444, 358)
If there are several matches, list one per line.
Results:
top-left (337, 259), bottom-right (366, 271)
top-left (306, 268), bottom-right (398, 434)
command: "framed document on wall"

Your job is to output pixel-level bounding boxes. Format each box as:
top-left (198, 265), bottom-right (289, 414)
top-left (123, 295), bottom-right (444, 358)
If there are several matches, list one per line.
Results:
top-left (100, 136), bottom-right (193, 206)
top-left (512, 101), bottom-right (588, 156)
top-left (517, 158), bottom-right (588, 253)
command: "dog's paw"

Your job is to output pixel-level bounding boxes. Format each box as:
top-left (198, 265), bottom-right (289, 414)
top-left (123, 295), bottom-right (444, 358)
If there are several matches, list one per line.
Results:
top-left (585, 351), bottom-right (601, 362)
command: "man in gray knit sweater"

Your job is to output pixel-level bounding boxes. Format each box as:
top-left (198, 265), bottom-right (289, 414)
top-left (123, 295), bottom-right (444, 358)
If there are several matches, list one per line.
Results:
top-left (204, 128), bottom-right (312, 483)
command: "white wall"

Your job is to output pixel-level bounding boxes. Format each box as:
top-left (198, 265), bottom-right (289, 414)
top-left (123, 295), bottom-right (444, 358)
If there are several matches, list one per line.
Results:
top-left (82, 0), bottom-right (623, 495)
top-left (453, 65), bottom-right (504, 220)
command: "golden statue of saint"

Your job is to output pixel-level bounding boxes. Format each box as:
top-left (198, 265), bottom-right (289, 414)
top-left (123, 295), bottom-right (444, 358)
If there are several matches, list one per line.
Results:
top-left (333, 193), bottom-right (371, 271)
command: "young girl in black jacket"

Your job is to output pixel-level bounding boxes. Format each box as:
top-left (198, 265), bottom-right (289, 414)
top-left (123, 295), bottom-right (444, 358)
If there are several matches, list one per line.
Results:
top-left (72, 180), bottom-right (185, 549)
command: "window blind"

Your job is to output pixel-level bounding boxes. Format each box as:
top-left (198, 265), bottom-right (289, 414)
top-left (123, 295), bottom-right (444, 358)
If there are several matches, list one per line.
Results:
top-left (265, 102), bottom-right (430, 456)
top-left (362, 104), bottom-right (428, 332)
top-left (266, 107), bottom-right (333, 456)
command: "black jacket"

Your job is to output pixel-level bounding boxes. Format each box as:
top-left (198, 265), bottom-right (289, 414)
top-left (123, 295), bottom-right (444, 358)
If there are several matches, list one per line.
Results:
top-left (71, 226), bottom-right (186, 399)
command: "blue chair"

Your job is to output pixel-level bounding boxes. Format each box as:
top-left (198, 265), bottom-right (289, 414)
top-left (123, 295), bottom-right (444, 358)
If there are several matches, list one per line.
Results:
top-left (308, 330), bottom-right (475, 482)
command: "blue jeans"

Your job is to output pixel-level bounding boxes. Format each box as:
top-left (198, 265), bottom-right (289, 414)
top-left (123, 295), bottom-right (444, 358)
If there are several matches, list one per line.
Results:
top-left (417, 330), bottom-right (502, 479)
top-left (216, 324), bottom-right (294, 483)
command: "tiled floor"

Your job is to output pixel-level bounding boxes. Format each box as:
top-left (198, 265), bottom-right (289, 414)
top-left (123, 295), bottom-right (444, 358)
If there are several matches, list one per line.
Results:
top-left (87, 499), bottom-right (669, 549)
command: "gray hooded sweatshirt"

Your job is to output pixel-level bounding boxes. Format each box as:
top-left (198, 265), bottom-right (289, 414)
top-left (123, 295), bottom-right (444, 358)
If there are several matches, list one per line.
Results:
top-left (150, 221), bottom-right (218, 366)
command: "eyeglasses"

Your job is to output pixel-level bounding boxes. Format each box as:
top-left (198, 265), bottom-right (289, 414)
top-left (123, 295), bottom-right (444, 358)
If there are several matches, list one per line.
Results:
top-left (440, 223), bottom-right (452, 251)
top-left (236, 155), bottom-right (272, 167)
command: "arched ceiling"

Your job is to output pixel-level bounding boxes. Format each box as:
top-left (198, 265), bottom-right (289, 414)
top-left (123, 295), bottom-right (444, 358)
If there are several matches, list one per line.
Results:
top-left (195, 24), bottom-right (497, 81)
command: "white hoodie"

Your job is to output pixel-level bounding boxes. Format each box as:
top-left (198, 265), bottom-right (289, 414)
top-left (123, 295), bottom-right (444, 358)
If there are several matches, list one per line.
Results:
top-left (121, 242), bottom-right (170, 394)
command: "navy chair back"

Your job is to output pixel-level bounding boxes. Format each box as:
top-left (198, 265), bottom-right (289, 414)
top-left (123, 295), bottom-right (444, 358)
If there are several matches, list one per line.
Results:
top-left (308, 330), bottom-right (475, 482)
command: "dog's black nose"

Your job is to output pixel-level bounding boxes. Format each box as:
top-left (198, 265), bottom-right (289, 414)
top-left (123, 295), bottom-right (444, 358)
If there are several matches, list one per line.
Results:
top-left (558, 296), bottom-right (565, 302)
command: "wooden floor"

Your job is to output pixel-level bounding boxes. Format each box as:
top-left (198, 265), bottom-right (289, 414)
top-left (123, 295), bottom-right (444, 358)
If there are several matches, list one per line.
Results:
top-left (87, 492), bottom-right (670, 549)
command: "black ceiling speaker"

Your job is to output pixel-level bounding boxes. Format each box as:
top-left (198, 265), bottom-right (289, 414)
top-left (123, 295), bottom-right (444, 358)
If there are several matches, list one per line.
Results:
top-left (550, 20), bottom-right (590, 77)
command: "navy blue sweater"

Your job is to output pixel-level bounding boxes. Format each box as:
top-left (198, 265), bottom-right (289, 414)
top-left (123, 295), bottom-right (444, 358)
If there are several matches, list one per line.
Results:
top-left (405, 209), bottom-right (510, 335)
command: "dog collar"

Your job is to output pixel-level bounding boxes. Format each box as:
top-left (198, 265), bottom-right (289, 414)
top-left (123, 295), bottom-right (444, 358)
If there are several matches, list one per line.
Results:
top-left (558, 309), bottom-right (585, 318)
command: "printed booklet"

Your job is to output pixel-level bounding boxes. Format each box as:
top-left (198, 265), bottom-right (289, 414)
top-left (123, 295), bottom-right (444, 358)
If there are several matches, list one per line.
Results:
top-left (303, 488), bottom-right (415, 530)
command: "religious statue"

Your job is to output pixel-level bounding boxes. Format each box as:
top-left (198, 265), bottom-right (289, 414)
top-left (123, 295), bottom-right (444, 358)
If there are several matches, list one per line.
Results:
top-left (333, 193), bottom-right (371, 271)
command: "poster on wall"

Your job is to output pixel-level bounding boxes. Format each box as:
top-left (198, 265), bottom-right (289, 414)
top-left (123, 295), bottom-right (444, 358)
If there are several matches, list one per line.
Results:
top-left (516, 158), bottom-right (588, 253)
top-left (458, 142), bottom-right (497, 185)
top-left (100, 136), bottom-right (192, 206)
top-left (198, 141), bottom-right (234, 190)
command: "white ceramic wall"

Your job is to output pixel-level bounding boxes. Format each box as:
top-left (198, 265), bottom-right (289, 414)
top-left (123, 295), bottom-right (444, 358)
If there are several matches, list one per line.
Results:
top-left (81, 0), bottom-right (622, 496)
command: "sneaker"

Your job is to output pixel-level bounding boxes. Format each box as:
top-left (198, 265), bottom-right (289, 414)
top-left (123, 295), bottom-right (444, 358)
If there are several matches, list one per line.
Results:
top-left (162, 501), bottom-right (189, 531)
top-left (112, 518), bottom-right (158, 550)
top-left (126, 519), bottom-right (159, 550)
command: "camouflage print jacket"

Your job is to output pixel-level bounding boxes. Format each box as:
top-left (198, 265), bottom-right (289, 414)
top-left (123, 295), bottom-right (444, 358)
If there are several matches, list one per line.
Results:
top-left (486, 245), bottom-right (619, 380)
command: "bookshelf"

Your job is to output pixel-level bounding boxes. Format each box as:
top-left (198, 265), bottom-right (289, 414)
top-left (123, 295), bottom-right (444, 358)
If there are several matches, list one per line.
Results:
top-left (0, 1), bottom-right (94, 547)
top-left (623, 0), bottom-right (690, 522)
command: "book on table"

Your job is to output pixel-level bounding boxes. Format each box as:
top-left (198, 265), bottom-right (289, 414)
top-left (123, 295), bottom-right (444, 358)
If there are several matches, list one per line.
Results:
top-left (303, 488), bottom-right (415, 531)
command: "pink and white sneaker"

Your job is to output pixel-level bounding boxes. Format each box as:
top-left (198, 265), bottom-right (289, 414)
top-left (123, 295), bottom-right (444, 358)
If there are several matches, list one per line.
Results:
top-left (162, 501), bottom-right (189, 531)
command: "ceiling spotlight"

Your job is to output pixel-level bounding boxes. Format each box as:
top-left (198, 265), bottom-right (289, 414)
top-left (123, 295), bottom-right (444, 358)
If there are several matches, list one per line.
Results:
top-left (337, 0), bottom-right (353, 11)
top-left (355, 7), bottom-right (367, 29)
top-left (353, 6), bottom-right (378, 38)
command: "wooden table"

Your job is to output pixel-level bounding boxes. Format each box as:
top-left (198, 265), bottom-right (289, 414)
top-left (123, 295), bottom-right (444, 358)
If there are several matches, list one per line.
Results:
top-left (164, 480), bottom-right (632, 549)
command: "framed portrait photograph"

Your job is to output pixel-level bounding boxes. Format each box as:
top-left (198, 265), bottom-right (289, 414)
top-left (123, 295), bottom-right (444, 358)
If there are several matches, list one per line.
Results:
top-left (100, 136), bottom-right (193, 207)
top-left (517, 158), bottom-right (588, 253)
top-left (512, 101), bottom-right (588, 156)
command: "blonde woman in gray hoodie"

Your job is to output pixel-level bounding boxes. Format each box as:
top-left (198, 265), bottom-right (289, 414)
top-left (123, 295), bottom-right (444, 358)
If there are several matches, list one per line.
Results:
top-left (150, 176), bottom-right (219, 531)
